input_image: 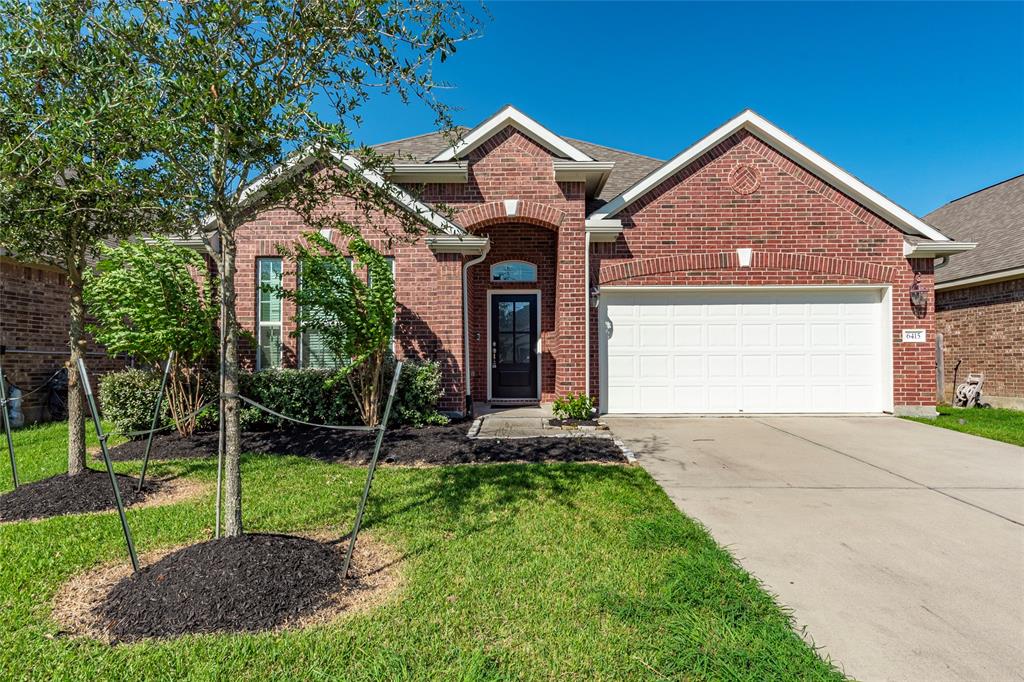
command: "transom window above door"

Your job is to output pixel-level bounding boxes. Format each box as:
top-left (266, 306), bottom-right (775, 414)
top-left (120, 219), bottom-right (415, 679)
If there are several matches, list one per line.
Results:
top-left (490, 260), bottom-right (537, 282)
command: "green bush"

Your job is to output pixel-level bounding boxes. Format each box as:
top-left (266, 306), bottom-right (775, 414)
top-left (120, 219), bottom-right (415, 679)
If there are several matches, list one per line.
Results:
top-left (99, 368), bottom-right (169, 438)
top-left (238, 369), bottom-right (357, 430)
top-left (392, 359), bottom-right (449, 427)
top-left (236, 360), bottom-right (448, 430)
top-left (552, 392), bottom-right (596, 421)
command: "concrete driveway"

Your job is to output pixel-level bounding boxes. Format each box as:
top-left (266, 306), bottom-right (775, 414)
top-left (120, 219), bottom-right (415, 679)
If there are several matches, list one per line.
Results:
top-left (606, 416), bottom-right (1024, 682)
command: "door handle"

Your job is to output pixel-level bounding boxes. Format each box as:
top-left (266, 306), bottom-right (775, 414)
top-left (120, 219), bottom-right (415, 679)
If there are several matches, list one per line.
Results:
top-left (491, 341), bottom-right (497, 369)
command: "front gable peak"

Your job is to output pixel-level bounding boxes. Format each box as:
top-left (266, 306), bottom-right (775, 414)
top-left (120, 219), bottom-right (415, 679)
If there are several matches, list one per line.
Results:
top-left (430, 105), bottom-right (594, 163)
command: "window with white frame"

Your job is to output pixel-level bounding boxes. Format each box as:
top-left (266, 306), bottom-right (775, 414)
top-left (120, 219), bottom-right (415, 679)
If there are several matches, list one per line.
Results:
top-left (257, 258), bottom-right (284, 369)
top-left (300, 257), bottom-right (352, 370)
top-left (490, 260), bottom-right (536, 282)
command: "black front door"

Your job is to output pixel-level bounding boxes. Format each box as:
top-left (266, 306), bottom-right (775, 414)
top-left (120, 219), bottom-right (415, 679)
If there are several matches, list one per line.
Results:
top-left (490, 293), bottom-right (538, 400)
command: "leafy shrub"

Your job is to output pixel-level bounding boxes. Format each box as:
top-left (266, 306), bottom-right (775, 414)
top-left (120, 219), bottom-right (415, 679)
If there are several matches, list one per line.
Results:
top-left (552, 392), bottom-right (596, 421)
top-left (238, 369), bottom-right (357, 430)
top-left (392, 359), bottom-right (449, 427)
top-left (99, 368), bottom-right (169, 438)
top-left (236, 360), bottom-right (448, 431)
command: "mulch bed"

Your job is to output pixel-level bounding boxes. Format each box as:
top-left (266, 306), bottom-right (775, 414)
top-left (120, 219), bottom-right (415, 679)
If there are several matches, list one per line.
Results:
top-left (95, 534), bottom-right (352, 642)
top-left (107, 423), bottom-right (625, 466)
top-left (0, 469), bottom-right (161, 522)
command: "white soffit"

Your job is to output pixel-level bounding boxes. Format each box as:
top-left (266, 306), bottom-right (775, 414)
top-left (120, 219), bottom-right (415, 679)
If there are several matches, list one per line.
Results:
top-left (431, 105), bottom-right (594, 163)
top-left (589, 110), bottom-right (951, 242)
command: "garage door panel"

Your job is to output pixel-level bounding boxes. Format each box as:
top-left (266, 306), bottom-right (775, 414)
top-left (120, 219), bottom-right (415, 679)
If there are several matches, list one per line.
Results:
top-left (603, 288), bottom-right (885, 414)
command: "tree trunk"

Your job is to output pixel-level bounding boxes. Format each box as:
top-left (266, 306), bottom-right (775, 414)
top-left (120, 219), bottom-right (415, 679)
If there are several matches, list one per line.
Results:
top-left (66, 256), bottom-right (87, 476)
top-left (220, 230), bottom-right (243, 536)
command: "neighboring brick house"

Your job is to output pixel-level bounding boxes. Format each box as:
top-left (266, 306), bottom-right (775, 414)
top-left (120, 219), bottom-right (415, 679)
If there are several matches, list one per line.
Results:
top-left (217, 106), bottom-right (975, 418)
top-left (925, 175), bottom-right (1023, 408)
top-left (0, 252), bottom-right (124, 423)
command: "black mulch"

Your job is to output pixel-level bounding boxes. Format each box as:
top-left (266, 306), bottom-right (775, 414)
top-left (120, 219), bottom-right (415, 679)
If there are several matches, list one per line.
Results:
top-left (107, 423), bottom-right (625, 466)
top-left (0, 469), bottom-right (160, 522)
top-left (97, 534), bottom-right (347, 642)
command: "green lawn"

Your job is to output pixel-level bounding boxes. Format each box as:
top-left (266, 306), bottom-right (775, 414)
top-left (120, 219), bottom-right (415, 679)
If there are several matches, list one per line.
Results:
top-left (905, 405), bottom-right (1024, 447)
top-left (0, 422), bottom-right (845, 681)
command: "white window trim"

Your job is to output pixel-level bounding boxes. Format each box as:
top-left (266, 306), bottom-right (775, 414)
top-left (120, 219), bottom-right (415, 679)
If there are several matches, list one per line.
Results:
top-left (256, 257), bottom-right (283, 371)
top-left (490, 260), bottom-right (538, 283)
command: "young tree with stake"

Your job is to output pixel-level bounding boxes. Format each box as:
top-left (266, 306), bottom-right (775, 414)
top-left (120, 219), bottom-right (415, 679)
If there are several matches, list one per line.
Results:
top-left (125, 0), bottom-right (478, 536)
top-left (0, 0), bottom-right (175, 476)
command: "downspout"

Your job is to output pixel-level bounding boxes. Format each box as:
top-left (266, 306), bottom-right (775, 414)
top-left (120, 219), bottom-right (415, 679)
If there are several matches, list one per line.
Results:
top-left (934, 256), bottom-right (949, 269)
top-left (584, 230), bottom-right (591, 398)
top-left (462, 242), bottom-right (490, 415)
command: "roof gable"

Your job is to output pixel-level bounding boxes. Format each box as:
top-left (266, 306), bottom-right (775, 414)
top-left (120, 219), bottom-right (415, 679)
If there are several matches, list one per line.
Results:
top-left (589, 110), bottom-right (950, 242)
top-left (430, 105), bottom-right (594, 163)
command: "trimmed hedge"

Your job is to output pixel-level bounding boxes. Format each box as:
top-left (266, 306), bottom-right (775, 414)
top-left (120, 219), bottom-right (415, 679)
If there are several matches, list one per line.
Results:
top-left (99, 368), bottom-right (169, 437)
top-left (238, 359), bottom-right (448, 429)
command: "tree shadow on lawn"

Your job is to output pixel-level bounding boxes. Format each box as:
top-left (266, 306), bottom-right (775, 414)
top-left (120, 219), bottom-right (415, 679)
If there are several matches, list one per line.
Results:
top-left (365, 462), bottom-right (652, 543)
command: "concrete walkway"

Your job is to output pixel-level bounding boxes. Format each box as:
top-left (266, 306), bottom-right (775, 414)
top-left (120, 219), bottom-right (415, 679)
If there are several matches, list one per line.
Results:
top-left (606, 416), bottom-right (1024, 682)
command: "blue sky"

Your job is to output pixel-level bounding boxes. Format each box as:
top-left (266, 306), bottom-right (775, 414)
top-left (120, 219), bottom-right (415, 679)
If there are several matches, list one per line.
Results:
top-left (350, 1), bottom-right (1024, 216)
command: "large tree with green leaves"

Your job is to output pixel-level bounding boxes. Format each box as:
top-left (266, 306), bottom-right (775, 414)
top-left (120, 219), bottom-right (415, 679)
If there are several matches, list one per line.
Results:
top-left (0, 0), bottom-right (174, 475)
top-left (122, 0), bottom-right (478, 536)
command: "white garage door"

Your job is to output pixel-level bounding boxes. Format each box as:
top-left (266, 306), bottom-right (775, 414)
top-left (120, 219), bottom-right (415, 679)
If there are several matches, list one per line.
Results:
top-left (601, 288), bottom-right (889, 414)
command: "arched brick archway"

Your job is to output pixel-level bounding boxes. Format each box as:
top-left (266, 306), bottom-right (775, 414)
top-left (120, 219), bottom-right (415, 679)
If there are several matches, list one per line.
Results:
top-left (598, 251), bottom-right (896, 284)
top-left (457, 200), bottom-right (566, 232)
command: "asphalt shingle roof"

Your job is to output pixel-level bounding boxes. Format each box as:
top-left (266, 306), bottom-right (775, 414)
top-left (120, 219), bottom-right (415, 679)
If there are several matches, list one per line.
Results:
top-left (371, 129), bottom-right (664, 204)
top-left (924, 175), bottom-right (1024, 283)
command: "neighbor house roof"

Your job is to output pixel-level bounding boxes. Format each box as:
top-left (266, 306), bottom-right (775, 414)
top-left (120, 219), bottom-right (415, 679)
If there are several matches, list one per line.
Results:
top-left (925, 175), bottom-right (1024, 286)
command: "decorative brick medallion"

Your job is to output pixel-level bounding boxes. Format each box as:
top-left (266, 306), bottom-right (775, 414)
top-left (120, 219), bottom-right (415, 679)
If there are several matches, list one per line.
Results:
top-left (729, 164), bottom-right (761, 195)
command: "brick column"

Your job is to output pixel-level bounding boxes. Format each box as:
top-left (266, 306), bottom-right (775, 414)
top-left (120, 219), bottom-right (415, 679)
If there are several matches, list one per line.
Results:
top-left (555, 219), bottom-right (587, 397)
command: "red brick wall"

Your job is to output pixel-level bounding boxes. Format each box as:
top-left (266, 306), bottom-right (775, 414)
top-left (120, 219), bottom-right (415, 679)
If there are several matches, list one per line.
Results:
top-left (233, 203), bottom-right (466, 412)
top-left (0, 257), bottom-right (125, 422)
top-left (590, 131), bottom-right (937, 409)
top-left (232, 127), bottom-right (940, 414)
top-left (423, 127), bottom-right (589, 400)
top-left (936, 278), bottom-right (1024, 400)
top-left (466, 224), bottom-right (557, 401)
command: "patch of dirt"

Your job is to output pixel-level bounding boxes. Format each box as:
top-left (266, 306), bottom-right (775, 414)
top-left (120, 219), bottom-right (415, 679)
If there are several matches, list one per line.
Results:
top-left (53, 532), bottom-right (401, 644)
top-left (0, 469), bottom-right (164, 522)
top-left (107, 423), bottom-right (625, 466)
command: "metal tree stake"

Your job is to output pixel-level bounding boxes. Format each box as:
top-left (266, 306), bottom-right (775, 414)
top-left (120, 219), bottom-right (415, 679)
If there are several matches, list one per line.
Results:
top-left (0, 359), bottom-right (19, 489)
top-left (341, 362), bottom-right (403, 579)
top-left (137, 350), bottom-right (174, 492)
top-left (78, 358), bottom-right (139, 572)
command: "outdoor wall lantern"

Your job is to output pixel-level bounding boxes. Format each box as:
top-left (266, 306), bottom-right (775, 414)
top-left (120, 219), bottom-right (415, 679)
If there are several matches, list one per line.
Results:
top-left (590, 285), bottom-right (601, 309)
top-left (909, 273), bottom-right (929, 308)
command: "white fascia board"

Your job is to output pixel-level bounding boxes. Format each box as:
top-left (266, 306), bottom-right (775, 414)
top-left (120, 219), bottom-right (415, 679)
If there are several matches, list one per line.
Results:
top-left (935, 266), bottom-right (1024, 291)
top-left (331, 152), bottom-right (465, 236)
top-left (431, 105), bottom-right (593, 163)
top-left (585, 225), bottom-right (623, 243)
top-left (554, 160), bottom-right (615, 197)
top-left (902, 240), bottom-right (977, 258)
top-left (585, 218), bottom-right (623, 229)
top-left (193, 146), bottom-right (467, 238)
top-left (425, 235), bottom-right (490, 255)
top-left (589, 110), bottom-right (950, 242)
top-left (387, 162), bottom-right (468, 184)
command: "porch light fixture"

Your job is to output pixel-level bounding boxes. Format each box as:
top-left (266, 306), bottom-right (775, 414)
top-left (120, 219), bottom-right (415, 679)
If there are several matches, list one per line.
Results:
top-left (909, 273), bottom-right (928, 308)
top-left (590, 285), bottom-right (600, 309)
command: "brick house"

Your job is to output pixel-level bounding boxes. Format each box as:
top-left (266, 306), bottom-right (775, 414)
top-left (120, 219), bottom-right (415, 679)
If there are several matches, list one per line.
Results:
top-left (925, 175), bottom-right (1023, 408)
top-left (220, 106), bottom-right (975, 418)
top-left (0, 252), bottom-right (123, 422)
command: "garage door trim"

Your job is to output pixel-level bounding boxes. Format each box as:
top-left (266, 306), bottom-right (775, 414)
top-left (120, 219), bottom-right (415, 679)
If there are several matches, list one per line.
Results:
top-left (598, 285), bottom-right (894, 415)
